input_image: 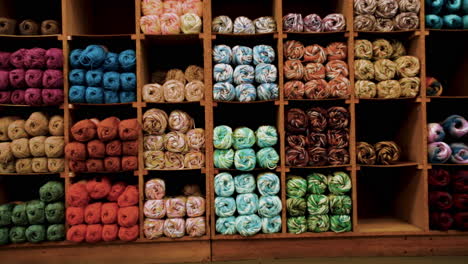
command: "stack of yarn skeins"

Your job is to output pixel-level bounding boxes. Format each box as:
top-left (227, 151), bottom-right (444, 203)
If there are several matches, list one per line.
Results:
top-left (69, 45), bottom-right (136, 104)
top-left (286, 107), bottom-right (350, 167)
top-left (213, 125), bottom-right (279, 171)
top-left (354, 0), bottom-right (420, 31)
top-left (286, 171), bottom-right (352, 234)
top-left (426, 0), bottom-right (468, 29)
top-left (143, 108), bottom-right (205, 170)
top-left (140, 0), bottom-right (203, 34)
top-left (0, 181), bottom-right (65, 245)
top-left (0, 18), bottom-right (60, 35)
top-left (284, 40), bottom-right (350, 99)
top-left (354, 38), bottom-right (420, 99)
top-left (215, 172), bottom-right (282, 236)
top-left (66, 178), bottom-right (139, 242)
top-left (213, 44), bottom-right (278, 102)
top-left (356, 141), bottom-right (401, 165)
top-left (0, 48), bottom-right (64, 106)
top-left (0, 112), bottom-right (65, 174)
top-left (212, 16), bottom-right (276, 34)
top-left (428, 115), bottom-right (468, 164)
top-left (143, 66), bottom-right (204, 103)
top-left (65, 117), bottom-right (140, 173)
top-left (283, 13), bottom-right (346, 32)
top-left (144, 178), bottom-right (206, 238)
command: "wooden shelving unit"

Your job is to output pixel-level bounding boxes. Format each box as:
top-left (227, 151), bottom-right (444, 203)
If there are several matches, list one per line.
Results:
top-left (1, 0), bottom-right (468, 262)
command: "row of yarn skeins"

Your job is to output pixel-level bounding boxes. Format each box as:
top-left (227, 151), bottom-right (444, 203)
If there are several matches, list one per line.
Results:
top-left (0, 181), bottom-right (65, 245)
top-left (283, 13), bottom-right (346, 32)
top-left (213, 44), bottom-right (278, 102)
top-left (429, 169), bottom-right (468, 231)
top-left (0, 18), bottom-right (60, 35)
top-left (428, 115), bottom-right (468, 164)
top-left (285, 107), bottom-right (350, 167)
top-left (65, 117), bottom-right (140, 173)
top-left (69, 45), bottom-right (136, 104)
top-left (354, 0), bottom-right (420, 31)
top-left (213, 125), bottom-right (279, 171)
top-left (426, 0), bottom-right (468, 29)
top-left (141, 0), bottom-right (203, 34)
top-left (144, 178), bottom-right (206, 238)
top-left (143, 108), bottom-right (205, 170)
top-left (0, 48), bottom-right (64, 106)
top-left (215, 172), bottom-right (282, 236)
top-left (286, 172), bottom-right (352, 234)
top-left (284, 41), bottom-right (350, 99)
top-left (143, 66), bottom-right (204, 103)
top-left (354, 38), bottom-right (420, 99)
top-left (356, 141), bottom-right (402, 165)
top-left (212, 16), bottom-right (276, 34)
top-left (66, 177), bottom-right (140, 243)
top-left (0, 112), bottom-right (65, 174)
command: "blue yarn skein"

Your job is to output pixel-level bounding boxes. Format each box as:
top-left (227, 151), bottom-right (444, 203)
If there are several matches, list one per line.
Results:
top-left (464, 0), bottom-right (468, 13)
top-left (232, 45), bottom-right (253, 65)
top-left (103, 52), bottom-right (120, 72)
top-left (257, 83), bottom-right (279, 100)
top-left (253, 45), bottom-right (275, 65)
top-left (69, 49), bottom-right (83, 68)
top-left (255, 63), bottom-right (277, 84)
top-left (234, 174), bottom-right (256, 194)
top-left (85, 70), bottom-right (103, 87)
top-left (463, 15), bottom-right (468, 29)
top-left (69, 69), bottom-right (86, 85)
top-left (257, 172), bottom-right (280, 196)
top-left (234, 148), bottom-right (257, 171)
top-left (120, 72), bottom-right (136, 91)
top-left (426, 15), bottom-right (443, 29)
top-left (118, 50), bottom-right (136, 71)
top-left (213, 82), bottom-right (236, 101)
top-left (79, 45), bottom-right (107, 69)
top-left (104, 91), bottom-right (119, 104)
top-left (69, 86), bottom-right (86, 103)
top-left (215, 197), bottom-right (236, 217)
top-left (216, 216), bottom-right (237, 235)
top-left (233, 65), bottom-right (255, 85)
top-left (262, 215), bottom-right (281, 234)
top-left (443, 14), bottom-right (462, 28)
top-left (85, 87), bottom-right (104, 104)
top-left (258, 195), bottom-right (282, 218)
top-left (235, 214), bottom-right (262, 236)
top-left (236, 193), bottom-right (259, 215)
top-left (214, 172), bottom-right (235, 197)
top-left (235, 84), bottom-right (257, 102)
top-left (213, 45), bottom-right (232, 64)
top-left (119, 91), bottom-right (136, 103)
top-left (103, 72), bottom-right (120, 91)
top-left (446, 0), bottom-right (462, 12)
top-left (426, 0), bottom-right (446, 14)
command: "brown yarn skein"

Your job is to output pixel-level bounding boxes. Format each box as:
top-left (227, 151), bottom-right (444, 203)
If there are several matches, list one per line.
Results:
top-left (48, 158), bottom-right (64, 173)
top-left (8, 120), bottom-right (28, 140)
top-left (11, 138), bottom-right (30, 158)
top-left (0, 117), bottom-right (19, 141)
top-left (356, 141), bottom-right (376, 165)
top-left (32, 157), bottom-right (48, 173)
top-left (19, 19), bottom-right (39, 35)
top-left (41, 20), bottom-right (60, 34)
top-left (0, 17), bottom-right (17, 35)
top-left (375, 141), bottom-right (401, 165)
top-left (49, 115), bottom-right (64, 136)
top-left (16, 158), bottom-right (33, 173)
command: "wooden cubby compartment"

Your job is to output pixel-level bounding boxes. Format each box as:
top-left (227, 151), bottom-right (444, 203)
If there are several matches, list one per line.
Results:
top-left (64, 0), bottom-right (135, 36)
top-left (0, 0), bottom-right (62, 33)
top-left (426, 32), bottom-right (468, 97)
top-left (211, 0), bottom-right (278, 23)
top-left (355, 100), bottom-right (423, 166)
top-left (357, 167), bottom-right (426, 233)
top-left (0, 174), bottom-right (64, 204)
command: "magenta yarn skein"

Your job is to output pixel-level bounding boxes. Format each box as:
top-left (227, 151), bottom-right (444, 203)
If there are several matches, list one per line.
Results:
top-left (42, 69), bottom-right (63, 89)
top-left (45, 48), bottom-right (63, 69)
top-left (25, 88), bottom-right (42, 106)
top-left (0, 70), bottom-right (9, 90)
top-left (0, 52), bottom-right (11, 69)
top-left (10, 49), bottom-right (27, 68)
top-left (11, 90), bottom-right (26, 105)
top-left (42, 89), bottom-right (64, 106)
top-left (24, 48), bottom-right (47, 69)
top-left (9, 69), bottom-right (26, 88)
top-left (0, 91), bottom-right (11, 103)
top-left (25, 69), bottom-right (43, 87)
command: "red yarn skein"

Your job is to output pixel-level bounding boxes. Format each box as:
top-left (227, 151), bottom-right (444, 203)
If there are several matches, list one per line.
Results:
top-left (67, 224), bottom-right (87, 243)
top-left (104, 157), bottom-right (121, 172)
top-left (87, 139), bottom-right (106, 158)
top-left (107, 181), bottom-right (127, 202)
top-left (65, 142), bottom-right (87, 161)
top-left (85, 224), bottom-right (103, 243)
top-left (118, 225), bottom-right (139, 241)
top-left (119, 119), bottom-right (140, 141)
top-left (102, 224), bottom-right (119, 242)
top-left (71, 119), bottom-right (97, 142)
top-left (101, 202), bottom-right (119, 224)
top-left (66, 182), bottom-right (90, 207)
top-left (86, 159), bottom-right (104, 173)
top-left (84, 202), bottom-right (102, 224)
top-left (86, 177), bottom-right (112, 199)
top-left (97, 117), bottom-right (120, 142)
top-left (118, 185), bottom-right (139, 207)
top-left (66, 207), bottom-right (84, 225)
top-left (118, 206), bottom-right (139, 227)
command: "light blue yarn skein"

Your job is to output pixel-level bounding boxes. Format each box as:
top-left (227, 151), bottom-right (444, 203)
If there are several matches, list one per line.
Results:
top-left (120, 72), bottom-right (136, 91)
top-left (85, 87), bottom-right (104, 103)
top-left (262, 215), bottom-right (282, 233)
top-left (257, 172), bottom-right (280, 196)
top-left (118, 50), bottom-right (136, 71)
top-left (213, 45), bottom-right (232, 64)
top-left (79, 45), bottom-right (107, 69)
top-left (232, 45), bottom-right (253, 65)
top-left (255, 63), bottom-right (277, 84)
top-left (256, 147), bottom-right (279, 169)
top-left (103, 72), bottom-right (120, 91)
top-left (214, 149), bottom-right (235, 169)
top-left (85, 69), bottom-right (103, 87)
top-left (233, 127), bottom-right (256, 150)
top-left (214, 172), bottom-right (235, 197)
top-left (233, 65), bottom-right (255, 85)
top-left (216, 216), bottom-right (237, 235)
top-left (257, 83), bottom-right (278, 100)
top-left (258, 195), bottom-right (282, 218)
top-left (235, 84), bottom-right (257, 102)
top-left (253, 45), bottom-right (275, 65)
top-left (236, 193), bottom-right (259, 215)
top-left (215, 197), bottom-right (236, 217)
top-left (213, 82), bottom-right (236, 101)
top-left (235, 214), bottom-right (262, 236)
top-left (69, 49), bottom-right (83, 68)
top-left (234, 173), bottom-right (256, 194)
top-left (214, 63), bottom-right (234, 83)
top-left (234, 148), bottom-right (257, 171)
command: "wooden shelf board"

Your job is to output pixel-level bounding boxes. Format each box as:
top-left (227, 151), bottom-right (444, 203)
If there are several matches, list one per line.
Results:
top-left (68, 34), bottom-right (134, 39)
top-left (0, 172), bottom-right (61, 176)
top-left (144, 101), bottom-right (204, 105)
top-left (212, 32), bottom-right (276, 39)
top-left (0, 34), bottom-right (61, 39)
top-left (358, 218), bottom-right (423, 233)
top-left (428, 96), bottom-right (468, 100)
top-left (69, 103), bottom-right (134, 108)
top-left (214, 167), bottom-right (279, 173)
top-left (214, 100), bottom-right (277, 105)
top-left (284, 31), bottom-right (347, 37)
top-left (143, 33), bottom-right (203, 40)
top-left (139, 235), bottom-right (210, 242)
top-left (286, 98), bottom-right (349, 102)
top-left (0, 104), bottom-right (64, 108)
top-left (429, 163), bottom-right (468, 167)
top-left (357, 97), bottom-right (419, 101)
top-left (427, 29), bottom-right (468, 33)
top-left (358, 161), bottom-right (419, 168)
top-left (287, 164), bottom-right (351, 169)
top-left (212, 233), bottom-right (283, 240)
top-left (428, 230), bottom-right (468, 236)
top-left (355, 29), bottom-right (420, 35)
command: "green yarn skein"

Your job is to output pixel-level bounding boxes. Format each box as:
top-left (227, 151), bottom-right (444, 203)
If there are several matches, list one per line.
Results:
top-left (45, 202), bottom-right (65, 224)
top-left (329, 195), bottom-right (352, 215)
top-left (287, 197), bottom-right (306, 217)
top-left (330, 215), bottom-right (352, 233)
top-left (307, 194), bottom-right (329, 216)
top-left (307, 173), bottom-right (328, 194)
top-left (287, 216), bottom-right (307, 234)
top-left (328, 171), bottom-right (352, 195)
top-left (307, 215), bottom-right (330, 232)
top-left (213, 125), bottom-right (233, 149)
top-left (0, 227), bottom-right (9, 245)
top-left (234, 148), bottom-right (256, 171)
top-left (9, 226), bottom-right (27, 243)
top-left (47, 224), bottom-right (65, 241)
top-left (214, 149), bottom-right (234, 168)
top-left (12, 204), bottom-right (28, 226)
top-left (286, 175), bottom-right (307, 198)
top-left (26, 200), bottom-right (45, 224)
top-left (233, 127), bottom-right (256, 149)
top-left (0, 204), bottom-right (14, 226)
top-left (25, 225), bottom-right (46, 243)
top-left (255, 125), bottom-right (278, 148)
top-left (39, 181), bottom-right (64, 203)
top-left (256, 147), bottom-right (279, 169)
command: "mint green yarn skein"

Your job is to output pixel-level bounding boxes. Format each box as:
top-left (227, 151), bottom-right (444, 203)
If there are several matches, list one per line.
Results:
top-left (235, 214), bottom-right (262, 236)
top-left (234, 173), bottom-right (256, 194)
top-left (214, 172), bottom-right (235, 197)
top-left (255, 125), bottom-right (278, 148)
top-left (262, 215), bottom-right (281, 234)
top-left (256, 147), bottom-right (279, 169)
top-left (257, 172), bottom-right (280, 196)
top-left (232, 127), bottom-right (256, 149)
top-left (234, 148), bottom-right (256, 171)
top-left (213, 125), bottom-right (233, 149)
top-left (214, 149), bottom-right (234, 168)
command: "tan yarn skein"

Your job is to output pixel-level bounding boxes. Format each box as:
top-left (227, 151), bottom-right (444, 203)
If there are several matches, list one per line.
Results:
top-left (25, 112), bottom-right (49, 136)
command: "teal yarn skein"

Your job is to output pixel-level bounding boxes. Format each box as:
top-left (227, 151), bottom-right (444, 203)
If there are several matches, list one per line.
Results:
top-left (426, 15), bottom-right (443, 29)
top-left (234, 148), bottom-right (257, 171)
top-left (118, 50), bottom-right (136, 71)
top-left (256, 147), bottom-right (279, 169)
top-left (79, 45), bottom-right (107, 69)
top-left (257, 172), bottom-right (280, 196)
top-left (236, 193), bottom-right (259, 215)
top-left (255, 126), bottom-right (278, 148)
top-left (233, 127), bottom-right (256, 149)
top-left (85, 69), bottom-right (103, 87)
top-left (215, 197), bottom-right (236, 217)
top-left (261, 215), bottom-right (281, 233)
top-left (235, 214), bottom-right (262, 236)
top-left (234, 173), bottom-right (256, 194)
top-left (103, 52), bottom-right (119, 71)
top-left (443, 14), bottom-right (462, 28)
top-left (213, 125), bottom-right (233, 149)
top-left (214, 172), bottom-right (235, 197)
top-left (446, 0), bottom-right (462, 12)
top-left (69, 86), bottom-right (86, 103)
top-left (105, 91), bottom-right (119, 103)
top-left (214, 149), bottom-right (235, 169)
top-left (258, 195), bottom-right (282, 218)
top-left (216, 216), bottom-right (237, 235)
